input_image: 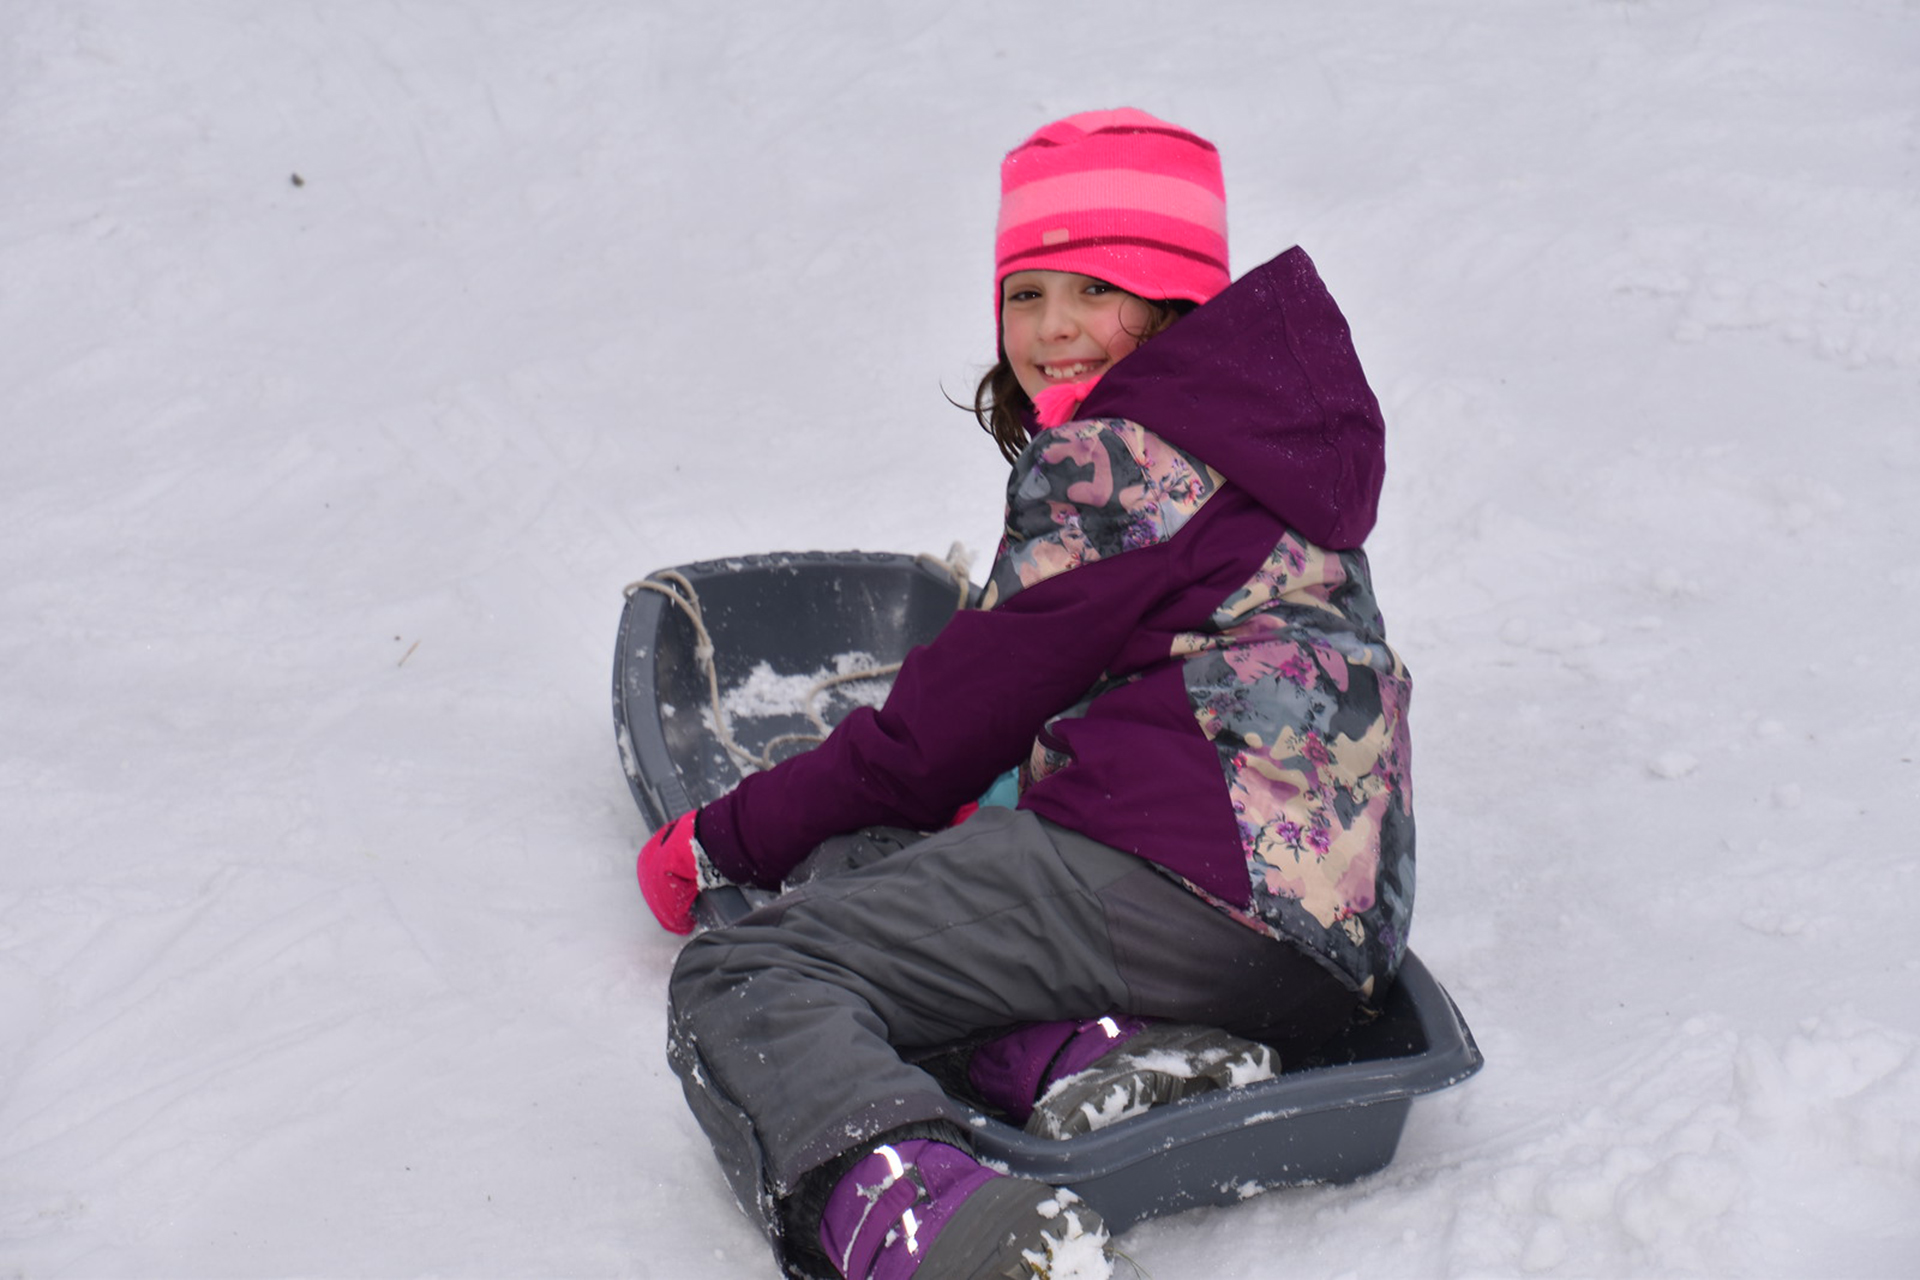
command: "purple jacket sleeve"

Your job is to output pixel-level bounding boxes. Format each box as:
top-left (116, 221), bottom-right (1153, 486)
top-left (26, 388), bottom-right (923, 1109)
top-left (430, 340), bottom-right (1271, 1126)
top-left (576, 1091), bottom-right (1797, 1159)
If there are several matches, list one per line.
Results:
top-left (694, 545), bottom-right (1173, 888)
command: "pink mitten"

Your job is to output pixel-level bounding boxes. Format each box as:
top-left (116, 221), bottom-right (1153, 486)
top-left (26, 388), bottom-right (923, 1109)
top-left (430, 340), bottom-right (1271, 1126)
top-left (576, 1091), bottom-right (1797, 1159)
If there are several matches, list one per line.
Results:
top-left (636, 812), bottom-right (700, 935)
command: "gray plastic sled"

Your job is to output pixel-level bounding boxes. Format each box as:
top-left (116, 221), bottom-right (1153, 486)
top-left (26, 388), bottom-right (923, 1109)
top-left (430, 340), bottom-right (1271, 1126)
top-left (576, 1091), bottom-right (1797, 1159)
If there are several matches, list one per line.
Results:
top-left (612, 550), bottom-right (1482, 1231)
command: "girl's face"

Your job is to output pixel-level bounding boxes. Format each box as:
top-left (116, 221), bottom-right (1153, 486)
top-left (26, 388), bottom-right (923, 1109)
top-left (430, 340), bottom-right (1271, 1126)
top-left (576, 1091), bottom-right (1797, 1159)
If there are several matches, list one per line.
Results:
top-left (1000, 270), bottom-right (1157, 403)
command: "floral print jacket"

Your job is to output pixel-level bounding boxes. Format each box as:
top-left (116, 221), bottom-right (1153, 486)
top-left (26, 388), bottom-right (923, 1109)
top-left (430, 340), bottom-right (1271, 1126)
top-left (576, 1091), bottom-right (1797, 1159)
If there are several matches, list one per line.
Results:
top-left (984, 418), bottom-right (1412, 999)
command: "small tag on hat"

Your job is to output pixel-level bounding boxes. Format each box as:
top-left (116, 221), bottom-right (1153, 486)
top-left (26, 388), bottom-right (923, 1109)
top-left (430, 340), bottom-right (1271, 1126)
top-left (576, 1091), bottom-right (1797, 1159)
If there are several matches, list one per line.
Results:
top-left (1042, 227), bottom-right (1070, 245)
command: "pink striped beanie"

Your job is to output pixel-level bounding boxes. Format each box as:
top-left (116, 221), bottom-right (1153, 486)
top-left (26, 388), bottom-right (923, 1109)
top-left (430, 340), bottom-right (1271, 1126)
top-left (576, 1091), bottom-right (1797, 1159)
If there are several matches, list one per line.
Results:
top-left (995, 108), bottom-right (1230, 328)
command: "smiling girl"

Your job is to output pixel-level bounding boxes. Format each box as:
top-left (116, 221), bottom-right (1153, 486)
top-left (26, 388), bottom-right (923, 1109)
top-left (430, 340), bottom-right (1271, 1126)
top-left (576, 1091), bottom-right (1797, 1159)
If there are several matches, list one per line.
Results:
top-left (981, 269), bottom-right (1188, 460)
top-left (639, 108), bottom-right (1414, 1279)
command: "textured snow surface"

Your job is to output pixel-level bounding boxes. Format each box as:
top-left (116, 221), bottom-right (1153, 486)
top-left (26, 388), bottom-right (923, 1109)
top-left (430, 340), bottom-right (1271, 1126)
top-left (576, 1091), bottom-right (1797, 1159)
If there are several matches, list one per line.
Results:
top-left (2, 1), bottom-right (1917, 1277)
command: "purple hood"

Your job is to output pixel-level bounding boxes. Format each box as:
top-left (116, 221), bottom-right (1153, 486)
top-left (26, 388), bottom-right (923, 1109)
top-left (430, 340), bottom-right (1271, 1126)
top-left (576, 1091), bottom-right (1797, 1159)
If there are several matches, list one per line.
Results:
top-left (1074, 247), bottom-right (1385, 549)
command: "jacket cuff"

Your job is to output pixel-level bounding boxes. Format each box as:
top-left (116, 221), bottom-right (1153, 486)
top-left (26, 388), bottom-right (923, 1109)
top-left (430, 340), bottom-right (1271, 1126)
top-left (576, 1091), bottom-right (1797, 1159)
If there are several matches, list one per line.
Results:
top-left (691, 802), bottom-right (758, 887)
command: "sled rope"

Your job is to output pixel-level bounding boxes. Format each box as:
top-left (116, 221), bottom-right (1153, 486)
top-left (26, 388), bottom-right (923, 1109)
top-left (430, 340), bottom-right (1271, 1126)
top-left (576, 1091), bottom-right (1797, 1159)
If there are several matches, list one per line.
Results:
top-left (623, 546), bottom-right (973, 774)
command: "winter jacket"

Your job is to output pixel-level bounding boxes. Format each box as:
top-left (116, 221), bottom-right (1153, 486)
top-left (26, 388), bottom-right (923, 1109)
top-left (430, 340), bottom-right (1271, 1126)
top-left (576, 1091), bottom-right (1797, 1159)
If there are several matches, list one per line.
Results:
top-left (697, 247), bottom-right (1413, 1002)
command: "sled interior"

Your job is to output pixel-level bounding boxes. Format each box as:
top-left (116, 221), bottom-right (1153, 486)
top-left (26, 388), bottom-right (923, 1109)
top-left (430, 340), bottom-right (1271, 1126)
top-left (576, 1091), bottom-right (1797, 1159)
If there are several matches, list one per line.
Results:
top-left (613, 550), bottom-right (977, 833)
top-left (964, 949), bottom-right (1480, 1231)
top-left (612, 550), bottom-right (1482, 1231)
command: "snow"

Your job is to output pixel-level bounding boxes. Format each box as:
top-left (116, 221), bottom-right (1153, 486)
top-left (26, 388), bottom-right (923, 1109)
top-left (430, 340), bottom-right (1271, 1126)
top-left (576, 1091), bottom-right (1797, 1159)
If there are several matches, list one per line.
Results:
top-left (717, 655), bottom-right (891, 724)
top-left (1024, 1191), bottom-right (1111, 1280)
top-left (2, 1), bottom-right (1916, 1276)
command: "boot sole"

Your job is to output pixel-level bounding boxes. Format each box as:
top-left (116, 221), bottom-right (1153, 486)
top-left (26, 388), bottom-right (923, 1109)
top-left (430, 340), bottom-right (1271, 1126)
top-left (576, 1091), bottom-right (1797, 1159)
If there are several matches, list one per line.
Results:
top-left (919, 1176), bottom-right (1110, 1279)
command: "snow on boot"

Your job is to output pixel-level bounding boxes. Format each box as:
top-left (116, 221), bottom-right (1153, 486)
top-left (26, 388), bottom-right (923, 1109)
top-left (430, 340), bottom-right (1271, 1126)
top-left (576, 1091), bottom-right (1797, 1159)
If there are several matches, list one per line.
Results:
top-left (969, 1015), bottom-right (1153, 1125)
top-left (1025, 1023), bottom-right (1279, 1140)
top-left (818, 1138), bottom-right (1112, 1279)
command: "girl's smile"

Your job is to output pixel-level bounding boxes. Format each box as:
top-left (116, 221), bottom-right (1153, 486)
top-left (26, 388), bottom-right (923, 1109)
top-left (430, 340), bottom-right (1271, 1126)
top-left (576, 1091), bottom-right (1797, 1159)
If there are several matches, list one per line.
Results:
top-left (1000, 270), bottom-right (1157, 403)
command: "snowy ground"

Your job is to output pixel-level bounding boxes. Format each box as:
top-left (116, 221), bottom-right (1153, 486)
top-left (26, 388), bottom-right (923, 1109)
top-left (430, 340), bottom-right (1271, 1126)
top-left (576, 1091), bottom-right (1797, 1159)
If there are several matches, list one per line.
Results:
top-left (3, 2), bottom-right (1917, 1276)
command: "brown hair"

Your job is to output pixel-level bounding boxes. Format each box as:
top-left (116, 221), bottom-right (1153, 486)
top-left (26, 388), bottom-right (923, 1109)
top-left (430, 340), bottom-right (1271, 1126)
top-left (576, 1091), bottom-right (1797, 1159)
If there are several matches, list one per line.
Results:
top-left (969, 298), bottom-right (1195, 464)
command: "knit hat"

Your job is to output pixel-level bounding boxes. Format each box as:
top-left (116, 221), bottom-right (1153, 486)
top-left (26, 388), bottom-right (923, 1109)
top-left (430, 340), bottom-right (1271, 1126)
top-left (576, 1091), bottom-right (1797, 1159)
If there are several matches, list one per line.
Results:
top-left (995, 108), bottom-right (1230, 325)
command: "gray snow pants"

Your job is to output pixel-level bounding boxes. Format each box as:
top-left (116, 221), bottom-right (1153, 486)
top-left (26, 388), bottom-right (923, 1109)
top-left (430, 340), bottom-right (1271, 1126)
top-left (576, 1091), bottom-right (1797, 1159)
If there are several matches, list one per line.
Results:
top-left (664, 806), bottom-right (1357, 1249)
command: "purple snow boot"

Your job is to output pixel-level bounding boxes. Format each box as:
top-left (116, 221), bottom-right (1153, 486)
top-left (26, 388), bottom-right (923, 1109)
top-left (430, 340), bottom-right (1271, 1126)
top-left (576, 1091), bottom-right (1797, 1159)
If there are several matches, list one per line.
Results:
top-left (968, 1016), bottom-right (1153, 1125)
top-left (817, 1138), bottom-right (1110, 1279)
top-left (971, 1017), bottom-right (1279, 1140)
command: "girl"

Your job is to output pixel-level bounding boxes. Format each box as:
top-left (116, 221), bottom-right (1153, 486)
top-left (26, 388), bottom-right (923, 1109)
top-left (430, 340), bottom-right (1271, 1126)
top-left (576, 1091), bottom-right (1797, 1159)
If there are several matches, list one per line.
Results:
top-left (639, 108), bottom-right (1413, 1279)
